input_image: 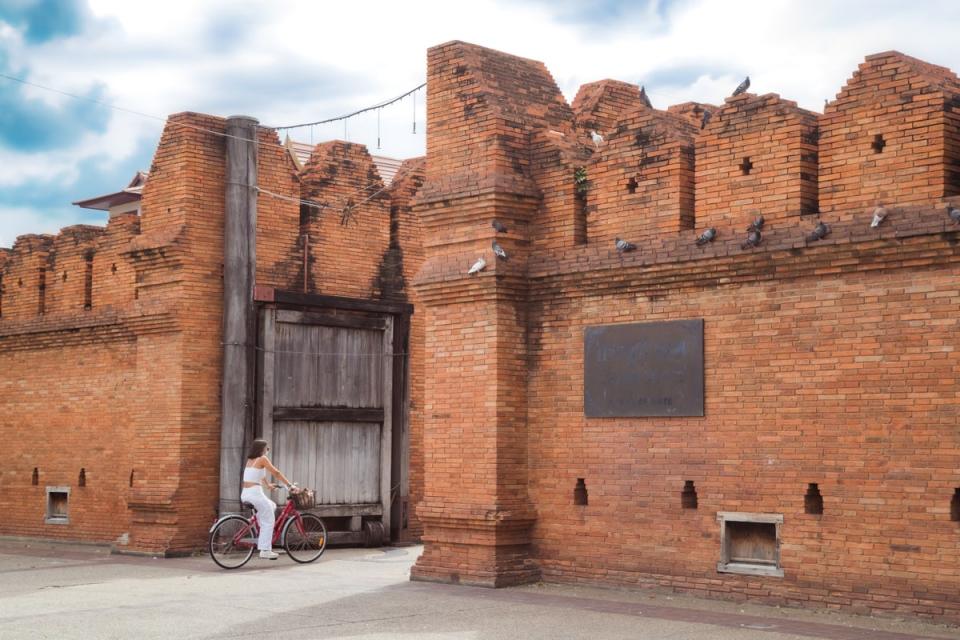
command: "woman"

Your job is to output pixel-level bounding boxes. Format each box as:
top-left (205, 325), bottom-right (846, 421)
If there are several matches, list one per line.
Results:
top-left (241, 439), bottom-right (294, 560)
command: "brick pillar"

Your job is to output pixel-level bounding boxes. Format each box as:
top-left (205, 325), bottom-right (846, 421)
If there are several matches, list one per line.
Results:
top-left (409, 40), bottom-right (573, 586)
top-left (410, 193), bottom-right (540, 587)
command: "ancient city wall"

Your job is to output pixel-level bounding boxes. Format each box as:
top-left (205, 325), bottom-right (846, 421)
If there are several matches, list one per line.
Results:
top-left (0, 111), bottom-right (425, 550)
top-left (411, 40), bottom-right (960, 622)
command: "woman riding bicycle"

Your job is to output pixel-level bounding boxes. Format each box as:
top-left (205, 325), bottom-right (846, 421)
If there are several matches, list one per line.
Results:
top-left (242, 439), bottom-right (293, 560)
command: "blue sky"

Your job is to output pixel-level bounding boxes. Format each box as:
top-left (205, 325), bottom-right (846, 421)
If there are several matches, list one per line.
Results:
top-left (2, 0), bottom-right (960, 247)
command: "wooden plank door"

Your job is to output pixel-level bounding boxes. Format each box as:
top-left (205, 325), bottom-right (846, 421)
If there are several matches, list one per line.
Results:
top-left (258, 308), bottom-right (393, 532)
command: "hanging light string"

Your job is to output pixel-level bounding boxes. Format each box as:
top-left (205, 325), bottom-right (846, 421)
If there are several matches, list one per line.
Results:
top-left (268, 83), bottom-right (425, 132)
top-left (0, 70), bottom-right (425, 154)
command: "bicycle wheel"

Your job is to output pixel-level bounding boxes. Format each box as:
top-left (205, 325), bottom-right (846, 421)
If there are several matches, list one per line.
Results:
top-left (283, 513), bottom-right (327, 563)
top-left (209, 515), bottom-right (257, 569)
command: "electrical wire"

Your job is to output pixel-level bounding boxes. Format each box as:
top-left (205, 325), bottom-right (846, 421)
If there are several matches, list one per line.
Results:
top-left (268, 84), bottom-right (426, 131)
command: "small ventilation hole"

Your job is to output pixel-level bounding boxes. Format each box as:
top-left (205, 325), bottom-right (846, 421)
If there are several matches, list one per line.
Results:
top-left (626, 177), bottom-right (638, 194)
top-left (951, 488), bottom-right (960, 522)
top-left (739, 157), bottom-right (753, 175)
top-left (62, 271), bottom-right (68, 282)
top-left (804, 483), bottom-right (824, 515)
top-left (78, 468), bottom-right (86, 487)
top-left (871, 134), bottom-right (886, 153)
top-left (681, 480), bottom-right (698, 509)
top-left (574, 478), bottom-right (588, 506)
top-left (111, 263), bottom-right (118, 274)
top-left (32, 468), bottom-right (38, 486)
top-left (129, 469), bottom-right (135, 487)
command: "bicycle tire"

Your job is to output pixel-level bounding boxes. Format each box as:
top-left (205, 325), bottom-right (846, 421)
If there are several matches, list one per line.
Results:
top-left (209, 515), bottom-right (257, 569)
top-left (283, 513), bottom-right (327, 563)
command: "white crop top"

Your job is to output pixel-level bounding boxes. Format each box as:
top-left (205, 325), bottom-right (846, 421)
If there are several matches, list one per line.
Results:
top-left (243, 465), bottom-right (266, 483)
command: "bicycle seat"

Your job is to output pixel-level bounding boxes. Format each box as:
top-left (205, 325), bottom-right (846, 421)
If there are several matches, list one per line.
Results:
top-left (241, 502), bottom-right (255, 509)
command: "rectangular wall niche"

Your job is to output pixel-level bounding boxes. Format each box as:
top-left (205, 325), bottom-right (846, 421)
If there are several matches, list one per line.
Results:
top-left (717, 512), bottom-right (783, 577)
top-left (45, 486), bottom-right (70, 525)
top-left (584, 319), bottom-right (704, 417)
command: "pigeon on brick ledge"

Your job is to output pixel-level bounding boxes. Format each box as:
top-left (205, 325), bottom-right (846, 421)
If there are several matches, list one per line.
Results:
top-left (695, 228), bottom-right (717, 246)
top-left (467, 257), bottom-right (486, 275)
top-left (615, 237), bottom-right (637, 253)
top-left (870, 204), bottom-right (887, 228)
top-left (491, 240), bottom-right (508, 261)
top-left (732, 76), bottom-right (750, 97)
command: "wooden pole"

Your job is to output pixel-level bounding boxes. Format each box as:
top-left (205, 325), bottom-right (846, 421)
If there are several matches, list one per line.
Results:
top-left (219, 115), bottom-right (258, 514)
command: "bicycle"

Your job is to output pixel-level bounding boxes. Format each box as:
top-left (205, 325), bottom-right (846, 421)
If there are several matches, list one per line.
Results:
top-left (208, 485), bottom-right (327, 569)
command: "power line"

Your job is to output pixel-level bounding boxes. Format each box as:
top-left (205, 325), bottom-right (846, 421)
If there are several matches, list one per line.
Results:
top-left (268, 84), bottom-right (426, 131)
top-left (0, 71), bottom-right (425, 151)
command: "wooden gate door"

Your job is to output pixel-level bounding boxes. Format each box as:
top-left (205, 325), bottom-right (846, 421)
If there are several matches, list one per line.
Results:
top-left (258, 307), bottom-right (393, 539)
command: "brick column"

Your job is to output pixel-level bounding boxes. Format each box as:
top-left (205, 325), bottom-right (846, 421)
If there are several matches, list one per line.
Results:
top-left (411, 192), bottom-right (540, 587)
top-left (409, 40), bottom-right (575, 586)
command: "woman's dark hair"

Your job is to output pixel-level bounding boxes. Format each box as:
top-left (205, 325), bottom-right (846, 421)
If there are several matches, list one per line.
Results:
top-left (246, 439), bottom-right (268, 460)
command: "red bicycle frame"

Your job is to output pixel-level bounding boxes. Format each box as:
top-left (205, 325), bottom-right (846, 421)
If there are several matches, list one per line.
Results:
top-left (234, 498), bottom-right (304, 548)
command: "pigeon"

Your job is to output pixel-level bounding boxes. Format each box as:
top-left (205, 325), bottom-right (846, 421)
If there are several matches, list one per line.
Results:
top-left (746, 215), bottom-right (765, 232)
top-left (492, 219), bottom-right (508, 233)
top-left (615, 237), bottom-right (637, 253)
top-left (695, 227), bottom-right (717, 246)
top-left (467, 257), bottom-right (486, 275)
top-left (947, 205), bottom-right (960, 224)
top-left (870, 204), bottom-right (887, 228)
top-left (741, 230), bottom-right (762, 250)
top-left (807, 221), bottom-right (831, 242)
top-left (700, 109), bottom-right (712, 130)
top-left (639, 85), bottom-right (652, 109)
top-left (492, 239), bottom-right (508, 261)
top-left (590, 130), bottom-right (604, 148)
top-left (732, 76), bottom-right (750, 97)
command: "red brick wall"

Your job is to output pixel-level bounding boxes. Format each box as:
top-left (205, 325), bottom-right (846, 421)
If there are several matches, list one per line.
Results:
top-left (526, 223), bottom-right (960, 621)
top-left (572, 79), bottom-right (646, 135)
top-left (0, 111), bottom-right (426, 550)
top-left (696, 93), bottom-right (819, 231)
top-left (820, 52), bottom-right (960, 217)
top-left (413, 40), bottom-right (960, 622)
top-left (588, 107), bottom-right (697, 244)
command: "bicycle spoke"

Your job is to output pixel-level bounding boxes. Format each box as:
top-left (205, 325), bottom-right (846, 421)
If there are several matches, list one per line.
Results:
top-left (209, 515), bottom-right (256, 569)
top-left (284, 513), bottom-right (327, 563)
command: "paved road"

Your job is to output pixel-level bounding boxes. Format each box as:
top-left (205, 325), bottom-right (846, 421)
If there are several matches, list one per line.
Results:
top-left (0, 539), bottom-right (957, 639)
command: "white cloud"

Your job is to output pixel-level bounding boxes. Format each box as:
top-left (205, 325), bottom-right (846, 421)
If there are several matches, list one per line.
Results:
top-left (3, 0), bottom-right (960, 246)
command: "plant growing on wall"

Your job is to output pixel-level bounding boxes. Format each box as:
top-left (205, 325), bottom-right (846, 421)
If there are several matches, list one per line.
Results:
top-left (574, 166), bottom-right (588, 196)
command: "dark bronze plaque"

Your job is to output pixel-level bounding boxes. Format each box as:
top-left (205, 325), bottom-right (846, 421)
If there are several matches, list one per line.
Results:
top-left (584, 319), bottom-right (704, 417)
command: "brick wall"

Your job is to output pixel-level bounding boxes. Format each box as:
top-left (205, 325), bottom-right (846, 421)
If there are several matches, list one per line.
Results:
top-left (0, 111), bottom-right (426, 551)
top-left (413, 40), bottom-right (960, 623)
top-left (696, 93), bottom-right (819, 230)
top-left (820, 51), bottom-right (960, 217)
top-left (588, 107), bottom-right (697, 244)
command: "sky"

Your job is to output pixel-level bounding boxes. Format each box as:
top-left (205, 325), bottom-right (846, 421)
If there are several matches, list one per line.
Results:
top-left (1, 0), bottom-right (960, 247)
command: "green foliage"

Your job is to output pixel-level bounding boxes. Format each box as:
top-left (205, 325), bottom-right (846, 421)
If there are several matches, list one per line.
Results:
top-left (574, 166), bottom-right (588, 195)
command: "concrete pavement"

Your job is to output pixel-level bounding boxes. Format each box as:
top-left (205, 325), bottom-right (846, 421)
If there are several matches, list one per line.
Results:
top-left (0, 539), bottom-right (957, 639)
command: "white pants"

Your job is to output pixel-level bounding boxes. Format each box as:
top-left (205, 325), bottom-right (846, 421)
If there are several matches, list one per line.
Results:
top-left (240, 486), bottom-right (276, 551)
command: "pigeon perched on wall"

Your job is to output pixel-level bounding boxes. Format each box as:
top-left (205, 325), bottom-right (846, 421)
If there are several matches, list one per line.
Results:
top-left (492, 240), bottom-right (508, 261)
top-left (640, 85), bottom-right (652, 109)
top-left (741, 229), bottom-right (762, 249)
top-left (467, 257), bottom-right (486, 275)
top-left (695, 227), bottom-right (717, 246)
top-left (615, 237), bottom-right (637, 253)
top-left (590, 130), bottom-right (604, 148)
top-left (947, 205), bottom-right (960, 224)
top-left (733, 76), bottom-right (750, 97)
top-left (807, 221), bottom-right (831, 242)
top-left (746, 215), bottom-right (765, 232)
top-left (700, 109), bottom-right (712, 130)
top-left (870, 204), bottom-right (887, 228)
top-left (492, 219), bottom-right (508, 233)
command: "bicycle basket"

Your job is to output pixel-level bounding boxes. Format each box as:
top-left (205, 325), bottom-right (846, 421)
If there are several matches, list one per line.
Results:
top-left (291, 487), bottom-right (316, 510)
